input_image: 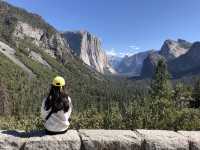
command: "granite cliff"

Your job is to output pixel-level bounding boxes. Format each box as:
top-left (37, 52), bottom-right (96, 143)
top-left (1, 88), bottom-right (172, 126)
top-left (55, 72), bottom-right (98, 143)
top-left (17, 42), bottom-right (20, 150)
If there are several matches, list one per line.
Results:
top-left (63, 31), bottom-right (116, 74)
top-left (159, 39), bottom-right (191, 61)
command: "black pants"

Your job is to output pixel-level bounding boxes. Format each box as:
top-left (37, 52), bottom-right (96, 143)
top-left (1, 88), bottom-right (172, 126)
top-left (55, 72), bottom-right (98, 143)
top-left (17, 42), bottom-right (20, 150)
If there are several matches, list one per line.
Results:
top-left (45, 129), bottom-right (68, 135)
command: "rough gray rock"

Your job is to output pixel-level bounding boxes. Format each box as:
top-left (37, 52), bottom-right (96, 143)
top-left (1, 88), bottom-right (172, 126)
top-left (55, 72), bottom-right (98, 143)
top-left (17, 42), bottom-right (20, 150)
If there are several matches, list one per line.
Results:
top-left (24, 130), bottom-right (81, 150)
top-left (178, 131), bottom-right (200, 150)
top-left (63, 31), bottom-right (116, 74)
top-left (79, 129), bottom-right (142, 150)
top-left (1, 130), bottom-right (200, 150)
top-left (14, 21), bottom-right (44, 43)
top-left (13, 21), bottom-right (72, 62)
top-left (137, 129), bottom-right (189, 150)
top-left (159, 39), bottom-right (191, 61)
top-left (0, 130), bottom-right (26, 150)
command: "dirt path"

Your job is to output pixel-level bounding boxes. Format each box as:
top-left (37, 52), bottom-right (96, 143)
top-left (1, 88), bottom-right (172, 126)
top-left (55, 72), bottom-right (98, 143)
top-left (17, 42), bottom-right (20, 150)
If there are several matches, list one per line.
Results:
top-left (0, 41), bottom-right (35, 80)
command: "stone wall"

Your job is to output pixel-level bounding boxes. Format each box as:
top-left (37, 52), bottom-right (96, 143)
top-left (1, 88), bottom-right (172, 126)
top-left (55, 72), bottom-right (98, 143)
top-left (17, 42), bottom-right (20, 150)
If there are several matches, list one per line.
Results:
top-left (0, 129), bottom-right (200, 150)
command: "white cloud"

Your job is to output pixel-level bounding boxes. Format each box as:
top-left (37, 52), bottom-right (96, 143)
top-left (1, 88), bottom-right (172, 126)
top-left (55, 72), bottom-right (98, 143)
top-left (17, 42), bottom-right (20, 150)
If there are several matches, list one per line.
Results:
top-left (128, 45), bottom-right (140, 50)
top-left (106, 45), bottom-right (141, 58)
top-left (119, 51), bottom-right (139, 57)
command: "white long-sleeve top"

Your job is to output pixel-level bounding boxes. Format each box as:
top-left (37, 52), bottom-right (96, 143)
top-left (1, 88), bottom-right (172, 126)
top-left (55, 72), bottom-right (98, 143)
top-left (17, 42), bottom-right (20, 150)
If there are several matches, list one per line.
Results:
top-left (40, 96), bottom-right (72, 132)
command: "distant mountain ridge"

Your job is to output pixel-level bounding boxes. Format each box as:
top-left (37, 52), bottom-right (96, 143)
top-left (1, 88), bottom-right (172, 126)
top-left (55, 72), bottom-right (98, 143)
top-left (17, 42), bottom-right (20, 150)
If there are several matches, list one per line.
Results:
top-left (108, 39), bottom-right (198, 79)
top-left (115, 50), bottom-right (153, 76)
top-left (108, 55), bottom-right (123, 70)
top-left (140, 39), bottom-right (198, 78)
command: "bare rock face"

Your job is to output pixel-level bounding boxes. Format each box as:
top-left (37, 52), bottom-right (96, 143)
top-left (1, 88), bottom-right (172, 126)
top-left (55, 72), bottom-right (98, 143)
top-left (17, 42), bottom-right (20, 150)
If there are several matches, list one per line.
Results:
top-left (14, 21), bottom-right (44, 42)
top-left (159, 39), bottom-right (191, 61)
top-left (178, 131), bottom-right (200, 150)
top-left (63, 31), bottom-right (116, 74)
top-left (137, 130), bottom-right (189, 150)
top-left (24, 130), bottom-right (81, 150)
top-left (79, 129), bottom-right (142, 150)
top-left (13, 21), bottom-right (71, 61)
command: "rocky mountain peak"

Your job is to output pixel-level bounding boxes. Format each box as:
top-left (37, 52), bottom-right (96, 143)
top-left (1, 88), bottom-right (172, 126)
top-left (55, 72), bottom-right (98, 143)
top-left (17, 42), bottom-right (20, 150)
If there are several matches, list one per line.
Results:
top-left (159, 39), bottom-right (191, 60)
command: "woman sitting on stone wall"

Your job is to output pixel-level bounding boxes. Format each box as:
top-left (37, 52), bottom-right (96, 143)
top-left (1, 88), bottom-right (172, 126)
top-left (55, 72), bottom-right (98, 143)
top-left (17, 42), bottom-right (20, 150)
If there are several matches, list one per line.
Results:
top-left (41, 76), bottom-right (72, 135)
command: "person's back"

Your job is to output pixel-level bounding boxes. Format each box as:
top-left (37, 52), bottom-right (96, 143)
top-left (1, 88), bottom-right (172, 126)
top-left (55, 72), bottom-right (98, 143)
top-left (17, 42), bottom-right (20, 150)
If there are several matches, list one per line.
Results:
top-left (40, 76), bottom-right (72, 135)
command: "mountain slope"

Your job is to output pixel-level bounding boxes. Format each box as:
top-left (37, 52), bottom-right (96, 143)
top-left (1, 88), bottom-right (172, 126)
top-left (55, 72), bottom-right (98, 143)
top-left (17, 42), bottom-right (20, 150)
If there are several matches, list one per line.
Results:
top-left (0, 41), bottom-right (35, 79)
top-left (140, 39), bottom-right (192, 78)
top-left (0, 1), bottom-right (122, 117)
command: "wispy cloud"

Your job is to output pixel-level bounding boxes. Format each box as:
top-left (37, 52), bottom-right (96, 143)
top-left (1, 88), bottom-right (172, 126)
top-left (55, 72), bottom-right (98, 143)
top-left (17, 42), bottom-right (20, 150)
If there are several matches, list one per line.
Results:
top-left (106, 44), bottom-right (141, 57)
top-left (128, 45), bottom-right (140, 50)
top-left (119, 51), bottom-right (140, 57)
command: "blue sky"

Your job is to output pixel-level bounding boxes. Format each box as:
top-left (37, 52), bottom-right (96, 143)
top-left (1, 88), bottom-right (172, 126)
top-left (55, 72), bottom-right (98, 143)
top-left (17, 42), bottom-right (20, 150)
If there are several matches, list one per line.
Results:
top-left (7, 0), bottom-right (200, 57)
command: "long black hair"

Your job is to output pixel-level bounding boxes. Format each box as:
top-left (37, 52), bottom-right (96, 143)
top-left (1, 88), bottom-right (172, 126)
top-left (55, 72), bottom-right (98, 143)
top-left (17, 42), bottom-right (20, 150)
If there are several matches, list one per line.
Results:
top-left (45, 85), bottom-right (69, 113)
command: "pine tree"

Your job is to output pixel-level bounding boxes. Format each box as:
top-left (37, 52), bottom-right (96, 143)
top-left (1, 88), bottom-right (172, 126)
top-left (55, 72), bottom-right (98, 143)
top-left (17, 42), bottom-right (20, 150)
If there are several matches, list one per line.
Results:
top-left (191, 79), bottom-right (200, 108)
top-left (173, 83), bottom-right (192, 109)
top-left (147, 59), bottom-right (174, 129)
